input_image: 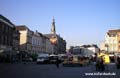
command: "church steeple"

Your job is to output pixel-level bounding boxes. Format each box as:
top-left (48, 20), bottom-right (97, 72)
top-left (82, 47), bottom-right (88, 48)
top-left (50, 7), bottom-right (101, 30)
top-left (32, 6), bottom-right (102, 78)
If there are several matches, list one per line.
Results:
top-left (51, 17), bottom-right (56, 34)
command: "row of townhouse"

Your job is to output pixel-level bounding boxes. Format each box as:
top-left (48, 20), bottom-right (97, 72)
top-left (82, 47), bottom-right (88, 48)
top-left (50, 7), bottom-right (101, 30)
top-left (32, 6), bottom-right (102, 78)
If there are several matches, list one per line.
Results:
top-left (0, 15), bottom-right (54, 61)
top-left (16, 25), bottom-right (54, 55)
top-left (0, 15), bottom-right (66, 62)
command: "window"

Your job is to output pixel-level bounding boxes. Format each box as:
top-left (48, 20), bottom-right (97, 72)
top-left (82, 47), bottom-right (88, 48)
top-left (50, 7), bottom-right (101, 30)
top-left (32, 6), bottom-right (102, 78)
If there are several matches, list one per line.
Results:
top-left (4, 25), bottom-right (7, 33)
top-left (5, 36), bottom-right (7, 45)
top-left (3, 36), bottom-right (6, 45)
top-left (119, 45), bottom-right (120, 49)
top-left (2, 24), bottom-right (4, 32)
top-left (119, 41), bottom-right (120, 43)
top-left (0, 36), bottom-right (1, 44)
top-left (1, 36), bottom-right (3, 45)
top-left (5, 27), bottom-right (8, 33)
top-left (112, 34), bottom-right (116, 37)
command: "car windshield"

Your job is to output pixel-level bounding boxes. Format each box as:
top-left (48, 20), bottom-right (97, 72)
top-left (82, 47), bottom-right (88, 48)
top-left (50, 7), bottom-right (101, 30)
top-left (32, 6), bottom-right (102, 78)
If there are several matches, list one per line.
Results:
top-left (38, 57), bottom-right (48, 59)
top-left (49, 56), bottom-right (58, 60)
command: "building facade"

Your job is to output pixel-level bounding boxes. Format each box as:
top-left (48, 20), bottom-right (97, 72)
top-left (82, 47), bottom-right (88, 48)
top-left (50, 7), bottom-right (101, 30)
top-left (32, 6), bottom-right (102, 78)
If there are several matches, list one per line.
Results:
top-left (85, 45), bottom-right (100, 53)
top-left (16, 25), bottom-right (32, 55)
top-left (31, 31), bottom-right (42, 54)
top-left (45, 37), bottom-right (54, 54)
top-left (16, 27), bottom-right (54, 55)
top-left (69, 44), bottom-right (99, 56)
top-left (0, 15), bottom-right (20, 62)
top-left (56, 35), bottom-right (66, 54)
top-left (104, 29), bottom-right (120, 53)
top-left (31, 31), bottom-right (54, 54)
top-left (100, 41), bottom-right (106, 51)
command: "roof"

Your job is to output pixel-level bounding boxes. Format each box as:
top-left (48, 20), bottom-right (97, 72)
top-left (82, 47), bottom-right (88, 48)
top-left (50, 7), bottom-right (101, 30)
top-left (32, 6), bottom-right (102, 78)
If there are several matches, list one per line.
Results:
top-left (33, 31), bottom-right (49, 39)
top-left (0, 14), bottom-right (14, 27)
top-left (109, 29), bottom-right (120, 32)
top-left (107, 29), bottom-right (120, 36)
top-left (81, 44), bottom-right (99, 48)
top-left (16, 25), bottom-right (29, 30)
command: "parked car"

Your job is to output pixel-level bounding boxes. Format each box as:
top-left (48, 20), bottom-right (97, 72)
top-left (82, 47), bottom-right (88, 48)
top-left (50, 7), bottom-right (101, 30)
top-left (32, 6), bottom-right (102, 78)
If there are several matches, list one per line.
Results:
top-left (22, 57), bottom-right (33, 62)
top-left (37, 57), bottom-right (49, 64)
top-left (49, 54), bottom-right (59, 64)
top-left (58, 54), bottom-right (67, 62)
top-left (37, 53), bottom-right (49, 64)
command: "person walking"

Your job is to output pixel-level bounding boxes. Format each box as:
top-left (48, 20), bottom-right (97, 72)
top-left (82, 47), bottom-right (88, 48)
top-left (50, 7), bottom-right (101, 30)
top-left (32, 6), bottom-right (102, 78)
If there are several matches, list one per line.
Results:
top-left (95, 57), bottom-right (105, 71)
top-left (116, 56), bottom-right (120, 69)
top-left (55, 57), bottom-right (60, 68)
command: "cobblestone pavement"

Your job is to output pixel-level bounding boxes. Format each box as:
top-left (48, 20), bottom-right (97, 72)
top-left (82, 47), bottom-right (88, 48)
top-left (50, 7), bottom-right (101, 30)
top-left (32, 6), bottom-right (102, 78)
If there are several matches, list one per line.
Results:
top-left (0, 62), bottom-right (120, 78)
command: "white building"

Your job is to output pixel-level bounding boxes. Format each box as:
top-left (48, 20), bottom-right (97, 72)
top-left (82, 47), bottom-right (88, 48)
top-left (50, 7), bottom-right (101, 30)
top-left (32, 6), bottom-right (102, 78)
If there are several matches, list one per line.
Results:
top-left (71, 46), bottom-right (94, 57)
top-left (100, 41), bottom-right (106, 51)
top-left (16, 25), bottom-right (32, 54)
top-left (71, 45), bottom-right (99, 57)
top-left (31, 31), bottom-right (42, 54)
top-left (87, 46), bottom-right (99, 53)
top-left (32, 31), bottom-right (54, 54)
top-left (16, 25), bottom-right (57, 55)
top-left (104, 30), bottom-right (120, 53)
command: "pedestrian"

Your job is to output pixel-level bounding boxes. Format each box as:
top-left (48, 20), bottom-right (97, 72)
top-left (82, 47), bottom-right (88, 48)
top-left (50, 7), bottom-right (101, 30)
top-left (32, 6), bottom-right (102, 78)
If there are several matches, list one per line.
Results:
top-left (95, 58), bottom-right (100, 71)
top-left (100, 57), bottom-right (105, 71)
top-left (116, 57), bottom-right (120, 69)
top-left (55, 57), bottom-right (60, 68)
top-left (95, 57), bottom-right (105, 71)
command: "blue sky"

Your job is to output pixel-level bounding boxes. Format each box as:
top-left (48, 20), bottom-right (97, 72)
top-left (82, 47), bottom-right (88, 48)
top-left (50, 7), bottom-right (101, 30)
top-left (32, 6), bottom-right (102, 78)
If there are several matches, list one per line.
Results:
top-left (0, 0), bottom-right (120, 48)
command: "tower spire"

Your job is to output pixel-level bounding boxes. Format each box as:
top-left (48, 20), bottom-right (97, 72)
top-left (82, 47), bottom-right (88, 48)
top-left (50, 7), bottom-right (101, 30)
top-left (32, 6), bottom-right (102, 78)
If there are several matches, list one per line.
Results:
top-left (51, 17), bottom-right (56, 34)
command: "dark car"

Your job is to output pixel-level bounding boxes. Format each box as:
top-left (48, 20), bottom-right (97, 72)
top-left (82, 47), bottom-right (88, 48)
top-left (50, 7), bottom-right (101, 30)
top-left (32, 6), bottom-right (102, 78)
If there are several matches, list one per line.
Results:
top-left (37, 57), bottom-right (49, 64)
top-left (49, 55), bottom-right (59, 64)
